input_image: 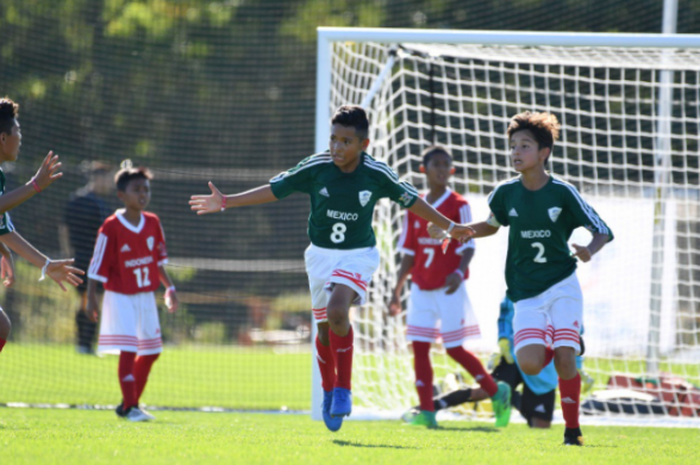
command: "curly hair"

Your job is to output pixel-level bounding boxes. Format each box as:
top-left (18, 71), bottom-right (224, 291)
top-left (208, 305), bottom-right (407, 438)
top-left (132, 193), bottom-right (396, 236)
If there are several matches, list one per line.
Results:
top-left (507, 111), bottom-right (560, 151)
top-left (0, 97), bottom-right (19, 136)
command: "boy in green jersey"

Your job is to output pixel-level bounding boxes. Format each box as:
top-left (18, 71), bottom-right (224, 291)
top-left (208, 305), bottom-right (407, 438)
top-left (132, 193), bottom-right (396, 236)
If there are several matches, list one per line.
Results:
top-left (190, 106), bottom-right (472, 432)
top-left (0, 97), bottom-right (85, 358)
top-left (429, 111), bottom-right (613, 445)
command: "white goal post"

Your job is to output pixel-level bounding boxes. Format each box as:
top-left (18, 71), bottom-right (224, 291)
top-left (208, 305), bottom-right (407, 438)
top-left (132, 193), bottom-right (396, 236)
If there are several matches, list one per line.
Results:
top-left (313, 27), bottom-right (700, 426)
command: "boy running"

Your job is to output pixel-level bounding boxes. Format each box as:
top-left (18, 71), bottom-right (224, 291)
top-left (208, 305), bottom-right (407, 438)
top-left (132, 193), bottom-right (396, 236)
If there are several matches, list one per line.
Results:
top-left (190, 106), bottom-right (472, 432)
top-left (0, 97), bottom-right (85, 356)
top-left (86, 161), bottom-right (179, 422)
top-left (429, 111), bottom-right (613, 445)
top-left (389, 145), bottom-right (511, 428)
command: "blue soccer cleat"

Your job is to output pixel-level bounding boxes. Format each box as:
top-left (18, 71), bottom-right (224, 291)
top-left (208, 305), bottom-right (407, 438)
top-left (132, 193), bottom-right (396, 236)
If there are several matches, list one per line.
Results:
top-left (322, 390), bottom-right (343, 432)
top-left (330, 387), bottom-right (352, 418)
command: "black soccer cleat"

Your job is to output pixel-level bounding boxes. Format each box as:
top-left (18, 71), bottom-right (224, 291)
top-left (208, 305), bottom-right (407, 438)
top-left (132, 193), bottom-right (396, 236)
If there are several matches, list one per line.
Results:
top-left (563, 427), bottom-right (584, 446)
top-left (115, 401), bottom-right (127, 418)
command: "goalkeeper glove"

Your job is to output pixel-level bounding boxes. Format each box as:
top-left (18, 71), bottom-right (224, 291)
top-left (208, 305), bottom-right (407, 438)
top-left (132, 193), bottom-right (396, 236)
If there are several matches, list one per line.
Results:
top-left (498, 338), bottom-right (514, 364)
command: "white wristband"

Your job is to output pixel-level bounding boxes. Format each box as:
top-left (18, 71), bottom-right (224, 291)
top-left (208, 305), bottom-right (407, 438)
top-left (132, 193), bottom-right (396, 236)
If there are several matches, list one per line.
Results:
top-left (39, 259), bottom-right (50, 281)
top-left (167, 286), bottom-right (176, 292)
top-left (454, 269), bottom-right (464, 279)
top-left (446, 222), bottom-right (455, 234)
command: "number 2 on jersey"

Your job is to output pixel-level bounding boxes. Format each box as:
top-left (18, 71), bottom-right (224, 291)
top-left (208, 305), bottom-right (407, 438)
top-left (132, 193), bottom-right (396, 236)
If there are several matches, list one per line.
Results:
top-left (133, 266), bottom-right (151, 288)
top-left (531, 242), bottom-right (547, 263)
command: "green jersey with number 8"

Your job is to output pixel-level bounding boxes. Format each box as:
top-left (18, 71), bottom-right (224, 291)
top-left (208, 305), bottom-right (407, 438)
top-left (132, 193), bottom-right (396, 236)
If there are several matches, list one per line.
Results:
top-left (270, 152), bottom-right (418, 250)
top-left (488, 175), bottom-right (614, 303)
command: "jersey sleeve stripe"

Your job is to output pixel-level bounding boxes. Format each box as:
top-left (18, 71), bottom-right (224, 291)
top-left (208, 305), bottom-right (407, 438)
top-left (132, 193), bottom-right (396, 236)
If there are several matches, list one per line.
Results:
top-left (487, 178), bottom-right (519, 204)
top-left (269, 157), bottom-right (332, 183)
top-left (88, 233), bottom-right (108, 281)
top-left (364, 160), bottom-right (419, 194)
top-left (552, 179), bottom-right (609, 235)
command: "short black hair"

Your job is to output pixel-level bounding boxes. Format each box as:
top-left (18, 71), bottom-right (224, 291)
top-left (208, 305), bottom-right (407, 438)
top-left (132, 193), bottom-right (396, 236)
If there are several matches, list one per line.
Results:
top-left (114, 163), bottom-right (153, 192)
top-left (331, 105), bottom-right (369, 140)
top-left (0, 97), bottom-right (19, 136)
top-left (422, 144), bottom-right (452, 168)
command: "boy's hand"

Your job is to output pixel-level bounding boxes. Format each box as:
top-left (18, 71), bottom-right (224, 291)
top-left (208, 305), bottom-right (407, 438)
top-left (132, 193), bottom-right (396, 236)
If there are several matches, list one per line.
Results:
top-left (46, 259), bottom-right (84, 291)
top-left (85, 295), bottom-right (99, 323)
top-left (164, 288), bottom-right (179, 313)
top-left (1, 255), bottom-right (14, 288)
top-left (444, 272), bottom-right (462, 295)
top-left (189, 182), bottom-right (225, 215)
top-left (388, 292), bottom-right (402, 316)
top-left (427, 222), bottom-right (475, 243)
top-left (571, 244), bottom-right (592, 262)
top-left (32, 151), bottom-right (63, 191)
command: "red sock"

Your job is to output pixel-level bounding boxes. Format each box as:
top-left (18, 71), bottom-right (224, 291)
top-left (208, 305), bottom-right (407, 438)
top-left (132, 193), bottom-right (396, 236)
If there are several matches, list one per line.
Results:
top-left (316, 335), bottom-right (336, 392)
top-left (329, 326), bottom-right (353, 390)
top-left (134, 353), bottom-right (160, 402)
top-left (412, 341), bottom-right (434, 412)
top-left (119, 351), bottom-right (138, 409)
top-left (446, 346), bottom-right (498, 397)
top-left (543, 346), bottom-right (554, 368)
top-left (0, 337), bottom-right (6, 354)
top-left (559, 372), bottom-right (581, 428)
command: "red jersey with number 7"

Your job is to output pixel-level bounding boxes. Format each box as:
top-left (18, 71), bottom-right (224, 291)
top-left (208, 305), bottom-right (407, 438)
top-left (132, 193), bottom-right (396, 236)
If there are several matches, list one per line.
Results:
top-left (397, 189), bottom-right (474, 291)
top-left (88, 209), bottom-right (168, 294)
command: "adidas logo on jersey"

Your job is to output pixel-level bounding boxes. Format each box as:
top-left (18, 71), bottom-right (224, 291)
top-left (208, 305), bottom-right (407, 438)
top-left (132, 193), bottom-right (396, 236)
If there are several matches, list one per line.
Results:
top-left (415, 380), bottom-right (425, 387)
top-left (561, 397), bottom-right (577, 404)
top-left (319, 187), bottom-right (330, 197)
top-left (509, 208), bottom-right (518, 217)
top-left (120, 243), bottom-right (132, 253)
top-left (534, 404), bottom-right (546, 413)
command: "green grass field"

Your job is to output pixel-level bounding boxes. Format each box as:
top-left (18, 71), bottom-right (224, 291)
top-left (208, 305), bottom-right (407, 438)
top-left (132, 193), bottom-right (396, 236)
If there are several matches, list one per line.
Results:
top-left (0, 344), bottom-right (311, 410)
top-left (2, 408), bottom-right (699, 464)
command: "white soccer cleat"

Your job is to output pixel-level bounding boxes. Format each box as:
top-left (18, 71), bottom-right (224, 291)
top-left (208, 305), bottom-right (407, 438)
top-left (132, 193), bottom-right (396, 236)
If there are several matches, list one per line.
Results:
top-left (125, 407), bottom-right (154, 422)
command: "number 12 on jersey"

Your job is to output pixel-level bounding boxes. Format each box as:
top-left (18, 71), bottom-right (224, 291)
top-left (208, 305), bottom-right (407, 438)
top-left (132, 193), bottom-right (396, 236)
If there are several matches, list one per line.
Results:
top-left (133, 267), bottom-right (152, 288)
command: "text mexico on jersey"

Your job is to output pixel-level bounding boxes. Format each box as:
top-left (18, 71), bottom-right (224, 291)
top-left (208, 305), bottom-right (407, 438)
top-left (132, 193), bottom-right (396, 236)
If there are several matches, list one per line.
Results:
top-left (88, 210), bottom-right (168, 294)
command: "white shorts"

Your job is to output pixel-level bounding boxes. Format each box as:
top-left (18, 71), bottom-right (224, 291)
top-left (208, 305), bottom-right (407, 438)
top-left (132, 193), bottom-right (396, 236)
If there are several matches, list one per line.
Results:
top-left (513, 273), bottom-right (583, 354)
top-left (406, 282), bottom-right (481, 349)
top-left (304, 244), bottom-right (380, 323)
top-left (97, 290), bottom-right (163, 356)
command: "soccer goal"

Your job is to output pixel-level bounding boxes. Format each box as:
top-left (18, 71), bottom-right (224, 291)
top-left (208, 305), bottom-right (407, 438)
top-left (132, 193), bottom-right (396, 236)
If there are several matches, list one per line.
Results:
top-left (314, 27), bottom-right (700, 426)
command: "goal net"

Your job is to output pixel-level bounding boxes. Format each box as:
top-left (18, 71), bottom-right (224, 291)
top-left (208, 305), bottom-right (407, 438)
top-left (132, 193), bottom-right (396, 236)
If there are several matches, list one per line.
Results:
top-left (316, 28), bottom-right (700, 425)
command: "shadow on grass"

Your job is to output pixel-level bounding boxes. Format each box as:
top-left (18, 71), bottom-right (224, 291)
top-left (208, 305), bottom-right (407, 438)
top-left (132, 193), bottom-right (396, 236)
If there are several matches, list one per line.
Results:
top-left (333, 440), bottom-right (418, 450)
top-left (437, 426), bottom-right (500, 433)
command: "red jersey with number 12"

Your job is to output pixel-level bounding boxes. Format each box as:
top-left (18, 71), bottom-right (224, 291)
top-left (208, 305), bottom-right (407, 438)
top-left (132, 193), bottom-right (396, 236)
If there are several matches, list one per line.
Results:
top-left (88, 210), bottom-right (168, 295)
top-left (397, 189), bottom-right (474, 291)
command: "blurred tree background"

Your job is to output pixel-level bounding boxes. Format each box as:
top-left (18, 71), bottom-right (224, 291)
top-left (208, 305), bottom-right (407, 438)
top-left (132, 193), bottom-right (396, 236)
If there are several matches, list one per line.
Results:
top-left (0, 0), bottom-right (696, 344)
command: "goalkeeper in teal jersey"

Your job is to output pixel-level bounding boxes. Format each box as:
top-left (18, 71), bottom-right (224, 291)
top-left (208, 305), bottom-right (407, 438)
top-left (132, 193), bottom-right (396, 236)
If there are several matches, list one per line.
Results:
top-left (190, 105), bottom-right (472, 432)
top-left (429, 111), bottom-right (613, 445)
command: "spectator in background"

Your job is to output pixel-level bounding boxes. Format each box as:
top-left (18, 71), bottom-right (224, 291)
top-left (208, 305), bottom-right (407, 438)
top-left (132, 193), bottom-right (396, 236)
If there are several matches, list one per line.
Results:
top-left (59, 161), bottom-right (113, 354)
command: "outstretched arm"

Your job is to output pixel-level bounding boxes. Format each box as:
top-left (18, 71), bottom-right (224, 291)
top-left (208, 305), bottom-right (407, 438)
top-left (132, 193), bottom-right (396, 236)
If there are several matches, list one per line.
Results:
top-left (0, 231), bottom-right (84, 291)
top-left (408, 197), bottom-right (475, 242)
top-left (189, 183), bottom-right (278, 215)
top-left (0, 152), bottom-right (62, 214)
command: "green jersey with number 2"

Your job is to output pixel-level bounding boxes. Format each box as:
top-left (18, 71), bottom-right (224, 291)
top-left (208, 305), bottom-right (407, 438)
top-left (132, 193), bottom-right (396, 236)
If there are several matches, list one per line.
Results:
top-left (488, 175), bottom-right (614, 303)
top-left (270, 152), bottom-right (418, 250)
